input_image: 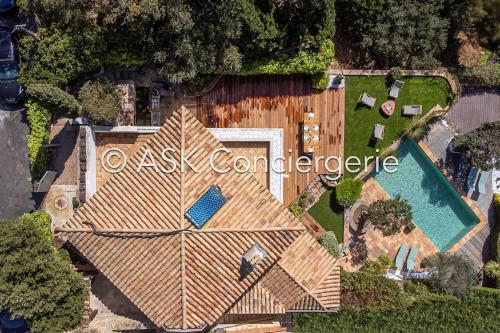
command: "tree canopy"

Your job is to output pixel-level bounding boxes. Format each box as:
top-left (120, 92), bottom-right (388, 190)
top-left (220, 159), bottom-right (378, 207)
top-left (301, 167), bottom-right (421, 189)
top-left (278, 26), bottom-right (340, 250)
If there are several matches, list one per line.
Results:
top-left (79, 80), bottom-right (121, 124)
top-left (0, 212), bottom-right (85, 333)
top-left (421, 253), bottom-right (477, 297)
top-left (337, 0), bottom-right (449, 68)
top-left (453, 121), bottom-right (500, 170)
top-left (19, 0), bottom-right (336, 85)
top-left (366, 195), bottom-right (414, 236)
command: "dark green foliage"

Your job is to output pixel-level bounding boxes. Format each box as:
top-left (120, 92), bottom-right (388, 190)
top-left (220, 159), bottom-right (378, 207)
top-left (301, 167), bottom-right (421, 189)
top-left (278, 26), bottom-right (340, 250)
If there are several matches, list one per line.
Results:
top-left (446, 0), bottom-right (500, 49)
top-left (18, 1), bottom-right (336, 84)
top-left (319, 231), bottom-right (340, 258)
top-left (79, 80), bottom-right (121, 124)
top-left (26, 101), bottom-right (51, 178)
top-left (460, 62), bottom-right (500, 87)
top-left (293, 287), bottom-right (500, 332)
top-left (26, 84), bottom-right (81, 118)
top-left (19, 28), bottom-right (102, 87)
top-left (366, 195), bottom-right (414, 236)
top-left (360, 255), bottom-right (393, 275)
top-left (340, 271), bottom-right (409, 310)
top-left (421, 253), bottom-right (477, 297)
top-left (338, 0), bottom-right (449, 68)
top-left (0, 212), bottom-right (85, 333)
top-left (335, 178), bottom-right (363, 206)
top-left (18, 211), bottom-right (52, 243)
top-left (386, 67), bottom-right (401, 85)
top-left (452, 121), bottom-right (500, 170)
top-left (311, 72), bottom-right (329, 90)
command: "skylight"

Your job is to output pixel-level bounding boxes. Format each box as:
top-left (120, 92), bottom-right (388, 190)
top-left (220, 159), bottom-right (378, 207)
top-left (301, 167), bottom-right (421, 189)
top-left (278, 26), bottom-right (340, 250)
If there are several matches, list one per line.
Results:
top-left (185, 185), bottom-right (226, 228)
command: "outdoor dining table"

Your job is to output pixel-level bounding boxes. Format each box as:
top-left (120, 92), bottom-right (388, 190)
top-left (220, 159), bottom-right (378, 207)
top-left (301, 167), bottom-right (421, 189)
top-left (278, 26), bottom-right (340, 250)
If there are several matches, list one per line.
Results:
top-left (381, 100), bottom-right (396, 116)
top-left (303, 111), bottom-right (320, 155)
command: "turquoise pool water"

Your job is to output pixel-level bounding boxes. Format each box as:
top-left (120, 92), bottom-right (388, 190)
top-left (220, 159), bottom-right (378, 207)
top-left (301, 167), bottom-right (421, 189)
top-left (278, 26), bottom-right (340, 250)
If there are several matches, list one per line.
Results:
top-left (372, 139), bottom-right (478, 252)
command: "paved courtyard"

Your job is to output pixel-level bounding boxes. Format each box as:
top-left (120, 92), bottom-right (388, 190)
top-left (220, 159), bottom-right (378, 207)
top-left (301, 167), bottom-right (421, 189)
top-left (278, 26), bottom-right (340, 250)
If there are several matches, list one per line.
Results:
top-left (341, 178), bottom-right (438, 272)
top-left (0, 109), bottom-right (34, 219)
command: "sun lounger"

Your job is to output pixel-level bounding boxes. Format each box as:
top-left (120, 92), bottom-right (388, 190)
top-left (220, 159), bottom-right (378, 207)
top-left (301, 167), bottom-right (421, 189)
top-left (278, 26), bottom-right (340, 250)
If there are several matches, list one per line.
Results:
top-left (406, 246), bottom-right (418, 271)
top-left (359, 92), bottom-right (376, 108)
top-left (373, 124), bottom-right (384, 140)
top-left (402, 105), bottom-right (422, 116)
top-left (389, 80), bottom-right (404, 98)
top-left (394, 245), bottom-right (409, 275)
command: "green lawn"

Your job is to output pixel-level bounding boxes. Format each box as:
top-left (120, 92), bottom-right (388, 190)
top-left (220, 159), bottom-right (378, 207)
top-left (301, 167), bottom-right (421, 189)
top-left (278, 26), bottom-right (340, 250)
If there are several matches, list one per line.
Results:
top-left (307, 76), bottom-right (450, 240)
top-left (344, 76), bottom-right (450, 168)
top-left (307, 189), bottom-right (344, 242)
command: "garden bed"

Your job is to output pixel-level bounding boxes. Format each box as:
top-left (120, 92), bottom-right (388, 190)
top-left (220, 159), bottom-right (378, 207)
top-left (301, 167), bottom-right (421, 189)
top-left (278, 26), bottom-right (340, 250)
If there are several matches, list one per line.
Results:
top-left (307, 189), bottom-right (344, 242)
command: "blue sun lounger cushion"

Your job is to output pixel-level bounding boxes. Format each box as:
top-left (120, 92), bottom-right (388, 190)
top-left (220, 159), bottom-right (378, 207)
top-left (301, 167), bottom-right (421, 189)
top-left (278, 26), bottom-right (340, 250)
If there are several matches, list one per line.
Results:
top-left (185, 185), bottom-right (226, 229)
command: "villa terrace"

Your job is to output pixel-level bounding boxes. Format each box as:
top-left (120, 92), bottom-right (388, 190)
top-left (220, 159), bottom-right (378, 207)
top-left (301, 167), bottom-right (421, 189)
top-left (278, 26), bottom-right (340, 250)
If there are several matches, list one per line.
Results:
top-left (195, 75), bottom-right (345, 205)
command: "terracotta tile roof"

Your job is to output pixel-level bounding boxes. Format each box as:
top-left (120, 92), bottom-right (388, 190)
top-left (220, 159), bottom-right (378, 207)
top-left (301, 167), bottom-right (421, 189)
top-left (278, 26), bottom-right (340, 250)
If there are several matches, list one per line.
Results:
top-left (57, 107), bottom-right (340, 330)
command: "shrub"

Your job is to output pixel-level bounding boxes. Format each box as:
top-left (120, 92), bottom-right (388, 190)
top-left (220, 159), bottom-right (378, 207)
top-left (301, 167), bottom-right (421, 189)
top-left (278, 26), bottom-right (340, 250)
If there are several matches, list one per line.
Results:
top-left (460, 62), bottom-right (500, 87)
top-left (366, 195), bottom-right (414, 236)
top-left (26, 84), bottom-right (81, 118)
top-left (484, 261), bottom-right (500, 280)
top-left (452, 121), bottom-right (500, 170)
top-left (0, 213), bottom-right (85, 333)
top-left (311, 72), bottom-right (329, 90)
top-left (288, 203), bottom-right (304, 221)
top-left (293, 287), bottom-right (500, 332)
top-left (361, 255), bottom-right (393, 275)
top-left (387, 67), bottom-right (402, 85)
top-left (335, 178), bottom-right (363, 207)
top-left (319, 231), bottom-right (340, 258)
top-left (19, 211), bottom-right (52, 242)
top-left (26, 101), bottom-right (51, 178)
top-left (240, 40), bottom-right (335, 75)
top-left (79, 80), bottom-right (121, 124)
top-left (19, 28), bottom-right (101, 87)
top-left (421, 253), bottom-right (477, 297)
top-left (341, 271), bottom-right (409, 310)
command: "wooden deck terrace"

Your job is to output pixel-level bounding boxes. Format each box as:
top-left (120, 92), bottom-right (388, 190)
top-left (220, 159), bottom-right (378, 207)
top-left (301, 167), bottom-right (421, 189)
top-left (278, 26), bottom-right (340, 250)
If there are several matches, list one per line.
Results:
top-left (195, 75), bottom-right (345, 205)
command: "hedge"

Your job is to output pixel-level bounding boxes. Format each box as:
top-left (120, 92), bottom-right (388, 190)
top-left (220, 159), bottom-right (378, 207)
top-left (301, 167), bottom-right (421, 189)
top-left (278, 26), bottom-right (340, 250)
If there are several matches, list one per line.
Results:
top-left (26, 84), bottom-right (81, 118)
top-left (293, 287), bottom-right (500, 332)
top-left (335, 178), bottom-right (364, 206)
top-left (26, 101), bottom-right (51, 178)
top-left (239, 40), bottom-right (334, 76)
top-left (319, 231), bottom-right (340, 257)
top-left (340, 271), bottom-right (409, 310)
top-left (460, 63), bottom-right (500, 87)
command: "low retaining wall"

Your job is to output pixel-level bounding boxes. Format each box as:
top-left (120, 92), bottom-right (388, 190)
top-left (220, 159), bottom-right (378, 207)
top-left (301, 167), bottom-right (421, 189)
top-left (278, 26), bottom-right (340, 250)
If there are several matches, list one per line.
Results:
top-left (327, 68), bottom-right (461, 99)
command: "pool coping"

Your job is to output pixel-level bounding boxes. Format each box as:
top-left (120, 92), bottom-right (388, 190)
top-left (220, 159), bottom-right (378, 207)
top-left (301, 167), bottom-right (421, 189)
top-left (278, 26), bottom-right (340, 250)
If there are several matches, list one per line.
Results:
top-left (417, 142), bottom-right (487, 253)
top-left (349, 139), bottom-right (487, 254)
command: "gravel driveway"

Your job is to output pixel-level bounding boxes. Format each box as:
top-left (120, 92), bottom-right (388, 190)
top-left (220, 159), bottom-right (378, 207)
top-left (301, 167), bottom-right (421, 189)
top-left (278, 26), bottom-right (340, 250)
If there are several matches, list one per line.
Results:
top-left (0, 108), bottom-right (34, 219)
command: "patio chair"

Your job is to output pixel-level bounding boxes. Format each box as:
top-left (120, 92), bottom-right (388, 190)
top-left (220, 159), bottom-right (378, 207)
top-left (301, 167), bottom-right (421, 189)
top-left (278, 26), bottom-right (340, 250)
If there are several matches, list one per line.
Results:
top-left (389, 80), bottom-right (404, 99)
top-left (373, 124), bottom-right (384, 140)
top-left (406, 246), bottom-right (418, 271)
top-left (402, 105), bottom-right (422, 116)
top-left (394, 245), bottom-right (409, 275)
top-left (358, 92), bottom-right (376, 108)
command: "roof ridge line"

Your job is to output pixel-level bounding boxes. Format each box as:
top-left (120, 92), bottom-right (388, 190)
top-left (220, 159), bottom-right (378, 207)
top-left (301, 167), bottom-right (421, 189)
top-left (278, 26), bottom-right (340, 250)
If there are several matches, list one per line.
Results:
top-left (276, 261), bottom-right (327, 309)
top-left (179, 107), bottom-right (188, 329)
top-left (55, 227), bottom-right (306, 234)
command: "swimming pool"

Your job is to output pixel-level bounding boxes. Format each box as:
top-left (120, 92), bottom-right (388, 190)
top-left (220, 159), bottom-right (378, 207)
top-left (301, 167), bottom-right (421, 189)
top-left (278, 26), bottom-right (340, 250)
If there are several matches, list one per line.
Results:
top-left (372, 139), bottom-right (479, 252)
